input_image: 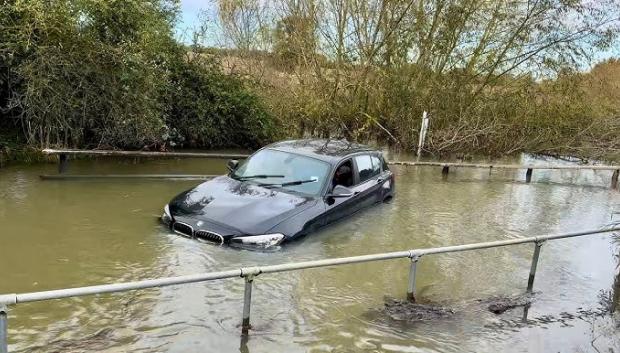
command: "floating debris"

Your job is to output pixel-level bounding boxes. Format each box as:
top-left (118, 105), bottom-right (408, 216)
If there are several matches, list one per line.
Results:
top-left (381, 297), bottom-right (454, 322)
top-left (479, 294), bottom-right (534, 314)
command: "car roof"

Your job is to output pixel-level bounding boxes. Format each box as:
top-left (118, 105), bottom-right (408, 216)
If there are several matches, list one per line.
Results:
top-left (266, 139), bottom-right (377, 164)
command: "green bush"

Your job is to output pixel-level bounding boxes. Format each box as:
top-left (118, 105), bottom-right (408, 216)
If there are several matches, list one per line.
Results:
top-left (167, 52), bottom-right (274, 149)
top-left (0, 0), bottom-right (275, 152)
top-left (0, 0), bottom-right (178, 148)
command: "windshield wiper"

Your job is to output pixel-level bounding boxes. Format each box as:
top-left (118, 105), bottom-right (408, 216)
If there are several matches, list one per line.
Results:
top-left (232, 174), bottom-right (285, 180)
top-left (259, 179), bottom-right (318, 187)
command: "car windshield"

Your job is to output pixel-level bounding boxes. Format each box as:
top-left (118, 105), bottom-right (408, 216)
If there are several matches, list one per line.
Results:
top-left (232, 149), bottom-right (330, 195)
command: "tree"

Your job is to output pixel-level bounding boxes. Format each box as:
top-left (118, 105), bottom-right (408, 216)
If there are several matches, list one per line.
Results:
top-left (218, 0), bottom-right (270, 51)
top-left (1, 0), bottom-right (180, 148)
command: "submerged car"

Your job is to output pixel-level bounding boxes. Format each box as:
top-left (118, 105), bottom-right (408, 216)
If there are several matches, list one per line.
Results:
top-left (162, 139), bottom-right (394, 248)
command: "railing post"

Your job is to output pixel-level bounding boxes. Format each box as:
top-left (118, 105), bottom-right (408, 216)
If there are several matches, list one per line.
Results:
top-left (417, 111), bottom-right (430, 158)
top-left (527, 241), bottom-right (544, 292)
top-left (0, 305), bottom-right (7, 353)
top-left (58, 153), bottom-right (69, 174)
top-left (241, 275), bottom-right (254, 335)
top-left (525, 168), bottom-right (533, 183)
top-left (441, 165), bottom-right (449, 175)
top-left (612, 169), bottom-right (619, 190)
top-left (407, 256), bottom-right (420, 302)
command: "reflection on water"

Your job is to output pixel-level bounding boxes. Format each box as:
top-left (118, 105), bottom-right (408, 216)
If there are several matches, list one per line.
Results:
top-left (0, 154), bottom-right (619, 352)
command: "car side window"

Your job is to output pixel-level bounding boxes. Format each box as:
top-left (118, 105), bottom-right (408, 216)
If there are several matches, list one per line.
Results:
top-left (371, 155), bottom-right (381, 174)
top-left (381, 155), bottom-right (390, 171)
top-left (333, 159), bottom-right (354, 188)
top-left (355, 155), bottom-right (379, 183)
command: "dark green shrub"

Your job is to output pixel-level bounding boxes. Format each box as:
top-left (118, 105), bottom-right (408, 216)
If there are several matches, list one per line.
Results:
top-left (0, 0), bottom-right (275, 152)
top-left (167, 53), bottom-right (274, 149)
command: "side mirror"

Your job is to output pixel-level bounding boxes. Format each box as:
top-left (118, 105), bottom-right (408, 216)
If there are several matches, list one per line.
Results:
top-left (227, 159), bottom-right (239, 172)
top-left (327, 185), bottom-right (354, 198)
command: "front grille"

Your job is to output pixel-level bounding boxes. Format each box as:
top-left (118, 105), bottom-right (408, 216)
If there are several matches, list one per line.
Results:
top-left (172, 222), bottom-right (193, 238)
top-left (195, 230), bottom-right (224, 244)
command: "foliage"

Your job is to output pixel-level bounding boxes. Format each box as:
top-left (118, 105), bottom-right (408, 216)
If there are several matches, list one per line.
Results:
top-left (167, 48), bottom-right (274, 149)
top-left (0, 0), bottom-right (178, 148)
top-left (0, 0), bottom-right (275, 152)
top-left (1, 0), bottom-right (619, 160)
top-left (273, 14), bottom-right (317, 70)
top-left (213, 0), bottom-right (620, 159)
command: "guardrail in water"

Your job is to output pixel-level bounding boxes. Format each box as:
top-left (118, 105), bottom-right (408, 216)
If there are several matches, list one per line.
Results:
top-left (1, 227), bottom-right (620, 352)
top-left (41, 149), bottom-right (620, 188)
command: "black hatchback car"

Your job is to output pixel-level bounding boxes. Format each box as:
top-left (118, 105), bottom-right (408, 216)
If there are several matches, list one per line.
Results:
top-left (162, 139), bottom-right (394, 248)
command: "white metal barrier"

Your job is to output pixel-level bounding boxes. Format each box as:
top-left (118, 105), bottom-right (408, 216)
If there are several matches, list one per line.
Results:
top-left (40, 148), bottom-right (620, 188)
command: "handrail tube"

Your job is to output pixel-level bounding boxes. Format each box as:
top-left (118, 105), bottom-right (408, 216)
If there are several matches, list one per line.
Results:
top-left (258, 250), bottom-right (412, 275)
top-left (12, 269), bottom-right (242, 305)
top-left (415, 228), bottom-right (616, 256)
top-left (390, 161), bottom-right (620, 170)
top-left (41, 149), bottom-right (619, 170)
top-left (2, 227), bottom-right (618, 306)
top-left (40, 174), bottom-right (218, 180)
top-left (260, 228), bottom-right (620, 274)
top-left (42, 149), bottom-right (249, 159)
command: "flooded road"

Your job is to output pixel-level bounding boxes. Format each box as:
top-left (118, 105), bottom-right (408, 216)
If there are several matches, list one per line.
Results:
top-left (1, 154), bottom-right (619, 352)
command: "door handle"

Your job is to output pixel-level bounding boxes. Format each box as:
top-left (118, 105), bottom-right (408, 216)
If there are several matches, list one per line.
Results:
top-left (377, 177), bottom-right (384, 183)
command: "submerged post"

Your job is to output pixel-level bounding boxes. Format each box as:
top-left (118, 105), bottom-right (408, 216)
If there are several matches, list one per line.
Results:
top-left (58, 153), bottom-right (69, 174)
top-left (612, 169), bottom-right (619, 189)
top-left (407, 256), bottom-right (420, 302)
top-left (241, 275), bottom-right (254, 334)
top-left (0, 305), bottom-right (7, 353)
top-left (527, 241), bottom-right (544, 292)
top-left (525, 168), bottom-right (533, 183)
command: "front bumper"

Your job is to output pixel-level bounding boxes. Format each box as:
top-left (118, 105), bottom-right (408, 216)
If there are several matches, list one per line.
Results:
top-left (166, 215), bottom-right (239, 243)
top-left (161, 213), bottom-right (284, 248)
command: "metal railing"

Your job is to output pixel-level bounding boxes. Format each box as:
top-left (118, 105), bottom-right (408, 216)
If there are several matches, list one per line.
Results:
top-left (1, 227), bottom-right (620, 352)
top-left (40, 148), bottom-right (620, 188)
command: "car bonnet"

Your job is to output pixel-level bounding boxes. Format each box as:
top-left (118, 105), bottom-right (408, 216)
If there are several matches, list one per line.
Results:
top-left (169, 176), bottom-right (318, 235)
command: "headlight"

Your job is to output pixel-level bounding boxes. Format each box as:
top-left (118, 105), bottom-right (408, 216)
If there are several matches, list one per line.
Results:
top-left (230, 233), bottom-right (284, 248)
top-left (162, 204), bottom-right (172, 225)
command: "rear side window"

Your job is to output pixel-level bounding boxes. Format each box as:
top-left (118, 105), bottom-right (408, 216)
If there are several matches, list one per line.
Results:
top-left (355, 155), bottom-right (380, 183)
top-left (371, 155), bottom-right (381, 174)
top-left (381, 155), bottom-right (389, 171)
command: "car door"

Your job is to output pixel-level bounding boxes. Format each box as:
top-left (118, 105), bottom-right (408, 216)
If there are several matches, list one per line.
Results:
top-left (320, 159), bottom-right (361, 226)
top-left (350, 154), bottom-right (383, 209)
top-left (372, 154), bottom-right (393, 201)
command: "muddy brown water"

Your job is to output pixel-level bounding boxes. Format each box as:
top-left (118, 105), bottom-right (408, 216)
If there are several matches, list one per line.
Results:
top-left (0, 153), bottom-right (619, 352)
